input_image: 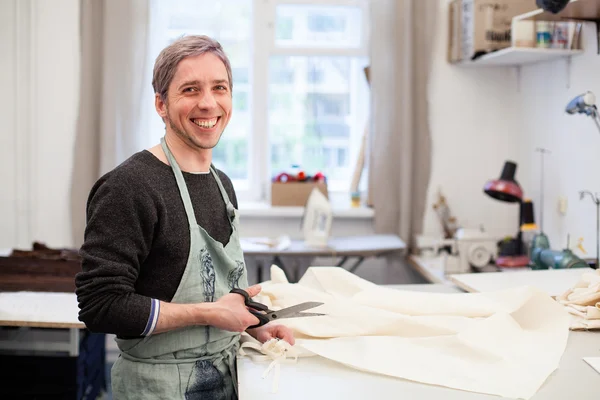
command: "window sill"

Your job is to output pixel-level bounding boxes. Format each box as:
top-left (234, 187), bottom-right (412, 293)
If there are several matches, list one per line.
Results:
top-left (238, 200), bottom-right (374, 219)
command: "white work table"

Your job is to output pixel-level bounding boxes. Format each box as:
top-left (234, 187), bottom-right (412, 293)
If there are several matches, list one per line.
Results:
top-left (449, 267), bottom-right (595, 296)
top-left (0, 291), bottom-right (107, 398)
top-left (3, 281), bottom-right (598, 399)
top-left (408, 255), bottom-right (595, 296)
top-left (0, 291), bottom-right (85, 356)
top-left (237, 283), bottom-right (600, 400)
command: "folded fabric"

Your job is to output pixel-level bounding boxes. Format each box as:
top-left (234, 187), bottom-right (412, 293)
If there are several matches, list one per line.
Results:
top-left (244, 265), bottom-right (570, 400)
top-left (557, 269), bottom-right (600, 330)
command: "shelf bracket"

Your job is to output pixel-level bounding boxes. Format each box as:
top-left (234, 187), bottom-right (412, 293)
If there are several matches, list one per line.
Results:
top-left (596, 20), bottom-right (600, 54)
top-left (566, 56), bottom-right (572, 89)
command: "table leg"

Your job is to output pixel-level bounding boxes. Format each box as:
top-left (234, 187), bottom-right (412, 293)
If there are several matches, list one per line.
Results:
top-left (293, 259), bottom-right (300, 283)
top-left (337, 256), bottom-right (349, 268)
top-left (69, 328), bottom-right (79, 357)
top-left (273, 255), bottom-right (286, 271)
top-left (273, 256), bottom-right (298, 282)
top-left (256, 261), bottom-right (263, 284)
top-left (347, 256), bottom-right (366, 273)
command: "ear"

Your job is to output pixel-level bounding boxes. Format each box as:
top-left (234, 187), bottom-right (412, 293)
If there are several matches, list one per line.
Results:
top-left (155, 93), bottom-right (167, 119)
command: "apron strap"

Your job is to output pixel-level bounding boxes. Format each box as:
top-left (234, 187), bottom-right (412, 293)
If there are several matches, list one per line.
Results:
top-left (209, 166), bottom-right (236, 221)
top-left (160, 137), bottom-right (197, 227)
top-left (161, 137), bottom-right (236, 224)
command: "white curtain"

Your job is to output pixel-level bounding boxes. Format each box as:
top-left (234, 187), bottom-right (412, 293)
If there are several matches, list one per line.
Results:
top-left (368, 0), bottom-right (438, 250)
top-left (70, 0), bottom-right (157, 247)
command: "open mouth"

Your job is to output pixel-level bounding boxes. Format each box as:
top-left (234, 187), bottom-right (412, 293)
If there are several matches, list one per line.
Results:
top-left (191, 116), bottom-right (220, 129)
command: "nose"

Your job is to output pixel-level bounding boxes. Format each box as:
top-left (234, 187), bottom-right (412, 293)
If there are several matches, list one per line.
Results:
top-left (198, 90), bottom-right (217, 109)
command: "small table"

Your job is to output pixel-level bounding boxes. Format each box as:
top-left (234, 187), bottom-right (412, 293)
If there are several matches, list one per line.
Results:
top-left (0, 291), bottom-right (84, 355)
top-left (0, 292), bottom-right (106, 399)
top-left (241, 234), bottom-right (406, 282)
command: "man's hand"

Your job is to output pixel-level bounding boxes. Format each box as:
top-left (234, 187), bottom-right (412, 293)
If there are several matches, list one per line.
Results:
top-left (247, 324), bottom-right (295, 345)
top-left (207, 285), bottom-right (262, 332)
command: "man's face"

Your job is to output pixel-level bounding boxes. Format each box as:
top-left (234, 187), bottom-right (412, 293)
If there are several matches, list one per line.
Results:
top-left (155, 52), bottom-right (232, 150)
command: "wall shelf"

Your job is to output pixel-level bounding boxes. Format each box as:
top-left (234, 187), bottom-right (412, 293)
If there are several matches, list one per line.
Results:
top-left (457, 47), bottom-right (583, 67)
top-left (448, 1), bottom-right (591, 67)
top-left (514, 0), bottom-right (600, 54)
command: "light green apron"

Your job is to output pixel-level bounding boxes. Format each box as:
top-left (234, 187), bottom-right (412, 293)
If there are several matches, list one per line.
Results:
top-left (111, 137), bottom-right (249, 400)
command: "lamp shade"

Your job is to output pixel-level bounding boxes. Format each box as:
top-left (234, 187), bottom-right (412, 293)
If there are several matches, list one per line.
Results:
top-left (536, 0), bottom-right (570, 14)
top-left (483, 161), bottom-right (523, 203)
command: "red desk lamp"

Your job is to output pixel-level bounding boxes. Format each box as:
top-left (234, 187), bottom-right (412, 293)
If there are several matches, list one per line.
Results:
top-left (483, 161), bottom-right (530, 267)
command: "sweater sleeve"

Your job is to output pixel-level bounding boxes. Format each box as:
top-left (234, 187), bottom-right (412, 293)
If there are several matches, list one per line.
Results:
top-left (75, 171), bottom-right (159, 337)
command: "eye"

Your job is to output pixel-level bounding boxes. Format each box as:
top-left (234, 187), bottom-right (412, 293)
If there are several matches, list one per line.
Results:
top-left (215, 85), bottom-right (228, 91)
top-left (183, 87), bottom-right (197, 93)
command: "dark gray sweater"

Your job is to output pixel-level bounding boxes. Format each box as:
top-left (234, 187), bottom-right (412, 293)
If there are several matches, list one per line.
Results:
top-left (75, 150), bottom-right (238, 338)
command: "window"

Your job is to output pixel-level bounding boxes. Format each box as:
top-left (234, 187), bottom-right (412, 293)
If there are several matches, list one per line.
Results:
top-left (150, 0), bottom-right (370, 201)
top-left (307, 14), bottom-right (345, 33)
top-left (306, 93), bottom-right (350, 117)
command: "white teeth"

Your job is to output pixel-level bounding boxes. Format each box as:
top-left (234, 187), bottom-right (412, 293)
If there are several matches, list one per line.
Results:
top-left (192, 117), bottom-right (218, 128)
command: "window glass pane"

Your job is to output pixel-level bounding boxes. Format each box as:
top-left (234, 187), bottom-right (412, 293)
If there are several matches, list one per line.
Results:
top-left (276, 16), bottom-right (294, 41)
top-left (152, 0), bottom-right (252, 184)
top-left (233, 91), bottom-right (249, 112)
top-left (269, 56), bottom-right (370, 191)
top-left (275, 5), bottom-right (363, 48)
top-left (337, 147), bottom-right (347, 167)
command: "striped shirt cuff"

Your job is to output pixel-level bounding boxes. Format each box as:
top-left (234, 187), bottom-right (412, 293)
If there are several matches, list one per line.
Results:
top-left (141, 298), bottom-right (160, 336)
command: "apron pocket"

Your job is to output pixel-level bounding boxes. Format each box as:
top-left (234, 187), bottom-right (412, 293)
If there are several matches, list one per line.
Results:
top-left (184, 360), bottom-right (227, 400)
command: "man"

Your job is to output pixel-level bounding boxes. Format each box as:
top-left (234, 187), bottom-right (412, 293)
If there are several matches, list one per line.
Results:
top-left (75, 35), bottom-right (294, 400)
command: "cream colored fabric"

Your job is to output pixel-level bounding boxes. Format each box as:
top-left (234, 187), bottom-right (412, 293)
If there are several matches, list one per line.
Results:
top-left (239, 337), bottom-right (302, 394)
top-left (557, 269), bottom-right (600, 330)
top-left (245, 265), bottom-right (570, 400)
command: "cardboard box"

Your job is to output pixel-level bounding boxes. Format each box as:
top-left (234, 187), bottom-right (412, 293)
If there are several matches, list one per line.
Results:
top-left (458, 0), bottom-right (537, 61)
top-left (271, 182), bottom-right (328, 207)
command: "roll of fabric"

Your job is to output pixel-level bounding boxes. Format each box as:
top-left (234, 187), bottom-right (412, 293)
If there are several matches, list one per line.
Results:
top-left (557, 269), bottom-right (600, 330)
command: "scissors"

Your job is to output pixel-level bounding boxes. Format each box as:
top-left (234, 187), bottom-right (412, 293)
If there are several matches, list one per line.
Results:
top-left (230, 288), bottom-right (325, 329)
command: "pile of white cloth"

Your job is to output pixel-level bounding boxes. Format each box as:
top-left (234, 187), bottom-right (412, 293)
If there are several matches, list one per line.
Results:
top-left (557, 268), bottom-right (600, 330)
top-left (241, 265), bottom-right (571, 400)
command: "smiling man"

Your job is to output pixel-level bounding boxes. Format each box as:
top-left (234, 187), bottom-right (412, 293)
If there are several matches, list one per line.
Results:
top-left (75, 35), bottom-right (294, 400)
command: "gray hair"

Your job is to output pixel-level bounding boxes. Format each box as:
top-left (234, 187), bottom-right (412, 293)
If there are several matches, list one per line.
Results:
top-left (152, 35), bottom-right (233, 101)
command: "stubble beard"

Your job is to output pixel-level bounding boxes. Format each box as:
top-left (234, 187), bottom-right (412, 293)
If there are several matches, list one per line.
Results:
top-left (166, 108), bottom-right (223, 151)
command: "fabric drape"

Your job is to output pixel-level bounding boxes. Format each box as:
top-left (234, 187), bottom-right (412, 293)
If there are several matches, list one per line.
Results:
top-left (70, 0), bottom-right (154, 247)
top-left (368, 0), bottom-right (437, 249)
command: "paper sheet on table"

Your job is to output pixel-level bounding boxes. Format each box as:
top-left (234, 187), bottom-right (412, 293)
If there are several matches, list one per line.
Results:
top-left (251, 265), bottom-right (570, 400)
top-left (584, 357), bottom-right (600, 374)
top-left (557, 269), bottom-right (600, 330)
top-left (240, 236), bottom-right (291, 252)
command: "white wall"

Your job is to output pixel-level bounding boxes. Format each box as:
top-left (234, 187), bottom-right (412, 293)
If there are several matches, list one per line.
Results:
top-left (518, 24), bottom-right (600, 258)
top-left (0, 0), bottom-right (80, 249)
top-left (423, 0), bottom-right (523, 240)
top-left (422, 1), bottom-right (600, 262)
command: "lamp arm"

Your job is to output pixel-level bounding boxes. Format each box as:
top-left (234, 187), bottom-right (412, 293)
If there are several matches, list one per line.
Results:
top-left (593, 109), bottom-right (600, 135)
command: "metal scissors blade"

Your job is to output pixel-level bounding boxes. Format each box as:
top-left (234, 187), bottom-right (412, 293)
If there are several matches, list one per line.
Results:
top-left (268, 302), bottom-right (325, 320)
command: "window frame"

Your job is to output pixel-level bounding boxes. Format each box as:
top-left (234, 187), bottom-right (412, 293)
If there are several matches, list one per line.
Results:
top-left (232, 0), bottom-right (371, 202)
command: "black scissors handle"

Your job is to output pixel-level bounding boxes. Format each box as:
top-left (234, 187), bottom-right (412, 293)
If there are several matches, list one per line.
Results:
top-left (230, 288), bottom-right (271, 329)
